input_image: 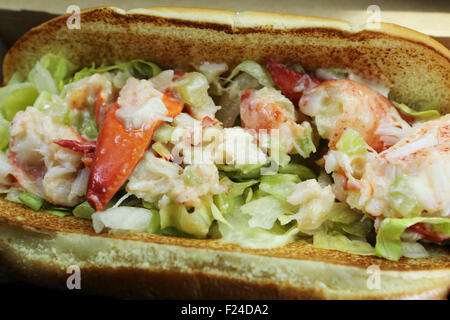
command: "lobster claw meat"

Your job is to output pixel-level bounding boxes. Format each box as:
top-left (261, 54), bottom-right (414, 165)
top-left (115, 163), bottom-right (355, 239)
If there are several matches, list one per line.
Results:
top-left (266, 58), bottom-right (321, 105)
top-left (53, 139), bottom-right (96, 168)
top-left (86, 90), bottom-right (184, 211)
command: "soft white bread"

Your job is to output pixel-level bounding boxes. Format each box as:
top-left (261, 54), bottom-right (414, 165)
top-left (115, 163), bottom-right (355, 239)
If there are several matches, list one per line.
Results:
top-left (2, 7), bottom-right (450, 113)
top-left (1, 7), bottom-right (450, 299)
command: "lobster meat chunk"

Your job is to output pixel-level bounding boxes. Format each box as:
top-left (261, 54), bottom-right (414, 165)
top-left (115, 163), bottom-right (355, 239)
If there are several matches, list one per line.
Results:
top-left (266, 58), bottom-right (320, 105)
top-left (86, 88), bottom-right (184, 211)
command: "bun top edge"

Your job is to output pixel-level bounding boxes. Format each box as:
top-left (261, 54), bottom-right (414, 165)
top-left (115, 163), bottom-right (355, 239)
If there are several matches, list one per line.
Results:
top-left (115, 6), bottom-right (448, 52)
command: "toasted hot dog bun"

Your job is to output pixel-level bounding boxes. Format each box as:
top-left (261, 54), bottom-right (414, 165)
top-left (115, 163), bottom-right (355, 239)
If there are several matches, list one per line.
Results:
top-left (1, 7), bottom-right (449, 299)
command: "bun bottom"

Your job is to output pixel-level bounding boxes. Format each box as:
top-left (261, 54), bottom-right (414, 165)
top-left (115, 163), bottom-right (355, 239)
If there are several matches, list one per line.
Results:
top-left (0, 201), bottom-right (449, 299)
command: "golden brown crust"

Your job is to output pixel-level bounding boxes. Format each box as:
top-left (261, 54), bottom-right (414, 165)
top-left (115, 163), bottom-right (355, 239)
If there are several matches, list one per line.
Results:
top-left (2, 7), bottom-right (450, 112)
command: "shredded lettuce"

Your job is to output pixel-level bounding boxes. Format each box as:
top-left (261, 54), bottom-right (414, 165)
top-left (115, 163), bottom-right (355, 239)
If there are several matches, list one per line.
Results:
top-left (278, 163), bottom-right (316, 180)
top-left (401, 241), bottom-right (429, 258)
top-left (211, 202), bottom-right (232, 227)
top-left (259, 174), bottom-right (300, 201)
top-left (327, 202), bottom-right (362, 224)
top-left (313, 230), bottom-right (374, 255)
top-left (325, 203), bottom-right (374, 238)
top-left (218, 197), bottom-right (299, 249)
top-left (218, 164), bottom-right (265, 181)
top-left (71, 59), bottom-right (161, 83)
top-left (213, 177), bottom-right (258, 216)
top-left (225, 60), bottom-right (274, 88)
top-left (28, 54), bottom-right (77, 94)
top-left (393, 101), bottom-right (440, 120)
top-left (0, 83), bottom-right (39, 121)
top-left (7, 72), bottom-right (25, 85)
top-left (375, 217), bottom-right (450, 261)
top-left (242, 195), bottom-right (296, 230)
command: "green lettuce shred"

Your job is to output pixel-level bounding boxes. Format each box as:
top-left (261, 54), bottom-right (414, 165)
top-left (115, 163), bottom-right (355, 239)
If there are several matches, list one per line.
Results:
top-left (218, 197), bottom-right (299, 249)
top-left (313, 230), bottom-right (374, 255)
top-left (375, 217), bottom-right (450, 261)
top-left (28, 54), bottom-right (77, 94)
top-left (225, 60), bottom-right (274, 88)
top-left (71, 59), bottom-right (161, 83)
top-left (259, 174), bottom-right (300, 201)
top-left (241, 195), bottom-right (296, 230)
top-left (393, 101), bottom-right (440, 120)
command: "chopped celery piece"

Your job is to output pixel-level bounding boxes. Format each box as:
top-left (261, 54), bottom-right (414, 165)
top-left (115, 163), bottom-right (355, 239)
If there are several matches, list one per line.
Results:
top-left (336, 128), bottom-right (367, 156)
top-left (159, 197), bottom-right (213, 237)
top-left (34, 91), bottom-right (70, 125)
top-left (182, 166), bottom-right (204, 186)
top-left (225, 60), bottom-right (274, 88)
top-left (294, 122), bottom-right (316, 158)
top-left (388, 175), bottom-right (422, 217)
top-left (69, 109), bottom-right (98, 138)
top-left (79, 115), bottom-right (98, 139)
top-left (0, 84), bottom-right (39, 121)
top-left (176, 72), bottom-right (211, 108)
top-left (19, 191), bottom-right (44, 211)
top-left (278, 163), bottom-right (316, 180)
top-left (147, 209), bottom-right (161, 233)
top-left (153, 123), bottom-right (174, 143)
top-left (73, 201), bottom-right (95, 219)
top-left (259, 174), bottom-right (300, 201)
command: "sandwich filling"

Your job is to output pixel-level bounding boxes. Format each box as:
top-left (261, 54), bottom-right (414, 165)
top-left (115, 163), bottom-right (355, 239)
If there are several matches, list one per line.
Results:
top-left (1, 54), bottom-right (448, 261)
